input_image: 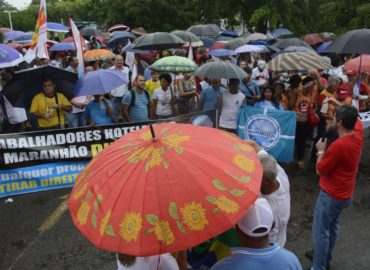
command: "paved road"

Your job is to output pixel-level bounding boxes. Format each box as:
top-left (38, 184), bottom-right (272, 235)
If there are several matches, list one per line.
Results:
top-left (1, 136), bottom-right (370, 270)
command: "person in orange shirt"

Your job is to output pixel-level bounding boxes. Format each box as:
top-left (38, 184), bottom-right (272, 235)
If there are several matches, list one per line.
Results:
top-left (294, 77), bottom-right (315, 168)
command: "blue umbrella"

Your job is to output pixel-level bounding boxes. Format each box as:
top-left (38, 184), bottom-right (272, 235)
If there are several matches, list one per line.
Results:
top-left (316, 41), bottom-right (333, 54)
top-left (47, 22), bottom-right (69, 33)
top-left (13, 33), bottom-right (33, 44)
top-left (4, 31), bottom-right (25, 41)
top-left (50, 42), bottom-right (76, 51)
top-left (221, 30), bottom-right (239, 37)
top-left (0, 44), bottom-right (24, 68)
top-left (271, 28), bottom-right (293, 38)
top-left (199, 36), bottom-right (215, 48)
top-left (108, 32), bottom-right (136, 48)
top-left (209, 49), bottom-right (236, 57)
top-left (74, 69), bottom-right (129, 96)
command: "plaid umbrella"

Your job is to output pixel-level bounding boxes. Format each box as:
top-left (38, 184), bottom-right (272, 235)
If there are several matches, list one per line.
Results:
top-left (150, 56), bottom-right (198, 73)
top-left (194, 61), bottom-right (247, 79)
top-left (267, 52), bottom-right (333, 71)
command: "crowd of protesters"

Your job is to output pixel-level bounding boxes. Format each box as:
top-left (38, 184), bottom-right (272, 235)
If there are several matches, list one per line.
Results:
top-left (0, 28), bottom-right (368, 270)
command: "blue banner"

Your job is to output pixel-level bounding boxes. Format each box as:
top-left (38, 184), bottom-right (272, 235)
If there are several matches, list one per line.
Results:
top-left (0, 162), bottom-right (88, 198)
top-left (237, 106), bottom-right (296, 162)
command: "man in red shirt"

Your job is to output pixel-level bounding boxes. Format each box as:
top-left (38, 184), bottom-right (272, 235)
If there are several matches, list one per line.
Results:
top-left (309, 104), bottom-right (363, 270)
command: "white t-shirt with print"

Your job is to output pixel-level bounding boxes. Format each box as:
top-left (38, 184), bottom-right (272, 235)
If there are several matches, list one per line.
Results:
top-left (153, 87), bottom-right (173, 116)
top-left (219, 90), bottom-right (245, 129)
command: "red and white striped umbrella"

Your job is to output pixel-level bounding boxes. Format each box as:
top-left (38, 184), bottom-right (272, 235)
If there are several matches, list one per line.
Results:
top-left (108, 24), bottom-right (130, 33)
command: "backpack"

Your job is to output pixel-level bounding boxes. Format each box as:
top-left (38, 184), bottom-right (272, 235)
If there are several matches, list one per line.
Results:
top-left (129, 89), bottom-right (150, 117)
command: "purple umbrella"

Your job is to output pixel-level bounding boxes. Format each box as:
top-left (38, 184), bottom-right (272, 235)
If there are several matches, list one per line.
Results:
top-left (47, 22), bottom-right (69, 33)
top-left (209, 49), bottom-right (236, 57)
top-left (13, 33), bottom-right (33, 44)
top-left (50, 42), bottom-right (76, 51)
top-left (0, 44), bottom-right (24, 68)
top-left (4, 31), bottom-right (25, 41)
top-left (74, 69), bottom-right (128, 96)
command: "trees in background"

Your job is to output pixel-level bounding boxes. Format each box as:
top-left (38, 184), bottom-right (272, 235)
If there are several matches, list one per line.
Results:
top-left (2, 0), bottom-right (369, 35)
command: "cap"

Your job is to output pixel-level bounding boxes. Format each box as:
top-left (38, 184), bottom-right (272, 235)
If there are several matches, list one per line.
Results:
top-left (337, 84), bottom-right (350, 100)
top-left (237, 198), bottom-right (273, 237)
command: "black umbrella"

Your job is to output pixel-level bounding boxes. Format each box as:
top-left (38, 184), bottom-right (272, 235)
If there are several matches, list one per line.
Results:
top-left (273, 38), bottom-right (313, 50)
top-left (132, 32), bottom-right (185, 50)
top-left (80, 27), bottom-right (97, 38)
top-left (187, 24), bottom-right (221, 37)
top-left (194, 61), bottom-right (247, 79)
top-left (108, 32), bottom-right (136, 48)
top-left (225, 38), bottom-right (248, 50)
top-left (2, 65), bottom-right (78, 107)
top-left (324, 28), bottom-right (370, 54)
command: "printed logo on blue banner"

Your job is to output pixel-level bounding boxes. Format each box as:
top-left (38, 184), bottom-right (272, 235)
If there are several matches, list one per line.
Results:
top-left (245, 114), bottom-right (281, 150)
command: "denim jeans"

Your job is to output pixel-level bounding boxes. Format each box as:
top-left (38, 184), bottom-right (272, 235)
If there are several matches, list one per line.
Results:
top-left (312, 190), bottom-right (352, 270)
top-left (111, 96), bottom-right (123, 123)
top-left (67, 112), bottom-right (86, 128)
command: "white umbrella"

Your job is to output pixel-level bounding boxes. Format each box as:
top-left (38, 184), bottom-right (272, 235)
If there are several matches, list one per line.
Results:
top-left (234, 44), bottom-right (265, 54)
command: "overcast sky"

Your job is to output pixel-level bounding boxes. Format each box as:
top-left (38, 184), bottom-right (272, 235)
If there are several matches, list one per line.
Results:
top-left (6, 0), bottom-right (31, 10)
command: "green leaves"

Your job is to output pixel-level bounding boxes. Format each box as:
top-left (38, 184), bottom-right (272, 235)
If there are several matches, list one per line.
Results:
top-left (168, 202), bottom-right (179, 220)
top-left (212, 179), bottom-right (229, 191)
top-left (146, 214), bottom-right (159, 225)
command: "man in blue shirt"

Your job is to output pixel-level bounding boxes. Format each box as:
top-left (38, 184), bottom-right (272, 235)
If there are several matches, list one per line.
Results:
top-left (84, 95), bottom-right (113, 126)
top-left (239, 72), bottom-right (260, 106)
top-left (211, 198), bottom-right (302, 270)
top-left (121, 74), bottom-right (152, 122)
top-left (200, 79), bottom-right (225, 111)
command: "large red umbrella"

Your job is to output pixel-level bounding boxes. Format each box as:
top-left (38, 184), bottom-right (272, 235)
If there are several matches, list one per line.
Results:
top-left (344, 54), bottom-right (370, 73)
top-left (69, 123), bottom-right (262, 256)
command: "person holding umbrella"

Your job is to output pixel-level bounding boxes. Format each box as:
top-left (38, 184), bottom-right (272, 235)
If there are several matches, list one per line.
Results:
top-left (84, 95), bottom-right (113, 126)
top-left (30, 78), bottom-right (72, 130)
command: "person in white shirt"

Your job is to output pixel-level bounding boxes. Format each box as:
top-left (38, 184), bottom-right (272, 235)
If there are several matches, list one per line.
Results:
top-left (219, 78), bottom-right (245, 133)
top-left (251, 60), bottom-right (270, 87)
top-left (117, 253), bottom-right (179, 270)
top-left (245, 140), bottom-right (291, 247)
top-left (110, 55), bottom-right (129, 122)
top-left (153, 73), bottom-right (177, 119)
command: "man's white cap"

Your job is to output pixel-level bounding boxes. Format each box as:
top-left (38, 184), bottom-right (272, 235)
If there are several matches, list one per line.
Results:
top-left (237, 198), bottom-right (273, 237)
top-left (257, 60), bottom-right (266, 69)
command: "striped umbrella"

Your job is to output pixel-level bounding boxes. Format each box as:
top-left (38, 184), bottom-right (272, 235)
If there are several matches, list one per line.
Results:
top-left (108, 24), bottom-right (130, 33)
top-left (267, 52), bottom-right (333, 72)
top-left (150, 56), bottom-right (198, 73)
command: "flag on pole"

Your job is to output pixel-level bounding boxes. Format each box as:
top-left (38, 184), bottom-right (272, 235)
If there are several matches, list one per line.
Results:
top-left (131, 63), bottom-right (138, 87)
top-left (125, 40), bottom-right (135, 71)
top-left (188, 41), bottom-right (193, 60)
top-left (24, 0), bottom-right (48, 63)
top-left (69, 17), bottom-right (85, 76)
top-left (237, 106), bottom-right (296, 162)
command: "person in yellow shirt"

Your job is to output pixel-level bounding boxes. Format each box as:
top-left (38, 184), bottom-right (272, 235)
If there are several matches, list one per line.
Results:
top-left (144, 71), bottom-right (160, 97)
top-left (30, 78), bottom-right (72, 130)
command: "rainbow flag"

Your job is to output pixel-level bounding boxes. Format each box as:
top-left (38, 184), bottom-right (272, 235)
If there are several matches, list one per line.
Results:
top-left (24, 0), bottom-right (48, 63)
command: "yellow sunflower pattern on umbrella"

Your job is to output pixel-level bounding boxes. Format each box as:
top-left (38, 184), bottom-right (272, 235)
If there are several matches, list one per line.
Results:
top-left (121, 128), bottom-right (190, 171)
